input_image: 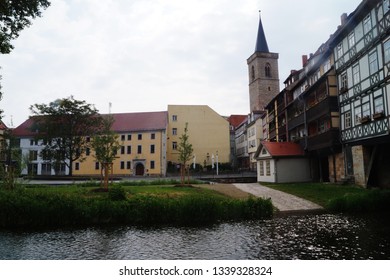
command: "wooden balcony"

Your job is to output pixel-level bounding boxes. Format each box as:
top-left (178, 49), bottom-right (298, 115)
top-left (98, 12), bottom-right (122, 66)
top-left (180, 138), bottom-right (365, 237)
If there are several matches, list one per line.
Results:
top-left (306, 129), bottom-right (340, 151)
top-left (288, 113), bottom-right (304, 130)
top-left (306, 96), bottom-right (338, 123)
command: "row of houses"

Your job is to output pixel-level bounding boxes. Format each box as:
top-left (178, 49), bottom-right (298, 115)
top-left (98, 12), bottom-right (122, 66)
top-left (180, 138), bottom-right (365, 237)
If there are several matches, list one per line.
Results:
top-left (236, 0), bottom-right (390, 187)
top-left (9, 105), bottom-right (230, 177)
top-left (3, 0), bottom-right (389, 188)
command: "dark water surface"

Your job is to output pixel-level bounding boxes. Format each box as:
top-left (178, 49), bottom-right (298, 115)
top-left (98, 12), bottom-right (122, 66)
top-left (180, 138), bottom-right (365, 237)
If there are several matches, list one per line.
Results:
top-left (1, 214), bottom-right (389, 260)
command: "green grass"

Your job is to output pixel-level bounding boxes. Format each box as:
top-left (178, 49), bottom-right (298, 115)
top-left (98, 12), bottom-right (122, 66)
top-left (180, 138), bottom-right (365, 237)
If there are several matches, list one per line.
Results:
top-left (262, 182), bottom-right (390, 213)
top-left (0, 184), bottom-right (273, 229)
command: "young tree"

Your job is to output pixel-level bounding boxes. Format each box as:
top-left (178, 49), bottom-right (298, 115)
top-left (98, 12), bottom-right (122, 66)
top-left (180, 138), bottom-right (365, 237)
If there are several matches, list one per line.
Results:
top-left (91, 115), bottom-right (120, 190)
top-left (30, 96), bottom-right (103, 176)
top-left (177, 123), bottom-right (193, 185)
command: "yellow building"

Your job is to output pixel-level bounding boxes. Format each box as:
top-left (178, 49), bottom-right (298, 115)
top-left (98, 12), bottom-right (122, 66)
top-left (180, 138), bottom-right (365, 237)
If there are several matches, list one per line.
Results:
top-left (167, 105), bottom-right (230, 168)
top-left (74, 112), bottom-right (168, 177)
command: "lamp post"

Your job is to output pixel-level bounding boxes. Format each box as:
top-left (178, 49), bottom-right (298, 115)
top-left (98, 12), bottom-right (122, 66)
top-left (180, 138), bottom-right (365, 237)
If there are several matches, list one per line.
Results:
top-left (216, 151), bottom-right (219, 176)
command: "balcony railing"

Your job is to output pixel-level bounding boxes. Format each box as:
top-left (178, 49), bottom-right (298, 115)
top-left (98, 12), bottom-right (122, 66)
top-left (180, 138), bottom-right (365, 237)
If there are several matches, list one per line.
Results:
top-left (306, 129), bottom-right (340, 151)
top-left (306, 96), bottom-right (338, 123)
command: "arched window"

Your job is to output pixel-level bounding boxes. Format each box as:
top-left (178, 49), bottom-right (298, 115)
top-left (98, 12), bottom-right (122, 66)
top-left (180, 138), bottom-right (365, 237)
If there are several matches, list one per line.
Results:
top-left (251, 65), bottom-right (255, 81)
top-left (265, 63), bottom-right (271, 78)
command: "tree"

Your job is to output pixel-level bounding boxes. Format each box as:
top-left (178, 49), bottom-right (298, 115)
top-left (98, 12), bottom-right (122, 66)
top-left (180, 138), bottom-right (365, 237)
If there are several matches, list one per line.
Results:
top-left (1, 1), bottom-right (50, 120)
top-left (30, 96), bottom-right (104, 176)
top-left (0, 0), bottom-right (51, 54)
top-left (177, 123), bottom-right (193, 185)
top-left (91, 115), bottom-right (120, 190)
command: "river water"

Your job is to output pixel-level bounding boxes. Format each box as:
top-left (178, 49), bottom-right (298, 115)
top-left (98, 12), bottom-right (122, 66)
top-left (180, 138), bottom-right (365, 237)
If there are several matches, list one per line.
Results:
top-left (1, 214), bottom-right (389, 260)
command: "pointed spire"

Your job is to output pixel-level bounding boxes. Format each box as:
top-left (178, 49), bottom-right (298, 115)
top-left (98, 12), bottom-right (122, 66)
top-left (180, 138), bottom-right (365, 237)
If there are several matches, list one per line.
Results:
top-left (255, 11), bottom-right (269, 53)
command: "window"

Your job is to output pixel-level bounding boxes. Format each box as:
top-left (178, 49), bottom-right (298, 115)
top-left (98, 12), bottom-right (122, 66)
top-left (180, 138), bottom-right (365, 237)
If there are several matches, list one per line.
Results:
top-left (337, 43), bottom-right (343, 59)
top-left (259, 161), bottom-right (264, 176)
top-left (120, 161), bottom-right (125, 170)
top-left (341, 72), bottom-right (348, 90)
top-left (369, 51), bottom-right (378, 74)
top-left (75, 162), bottom-right (80, 171)
top-left (86, 147), bottom-right (90, 156)
top-left (172, 142), bottom-right (177, 150)
top-left (266, 160), bottom-right (271, 176)
top-left (30, 139), bottom-right (38, 146)
top-left (251, 65), bottom-right (255, 81)
top-left (172, 128), bottom-right (177, 135)
top-left (265, 63), bottom-right (271, 78)
top-left (363, 14), bottom-right (372, 34)
top-left (127, 145), bottom-right (131, 154)
top-left (138, 134), bottom-right (142, 140)
top-left (355, 105), bottom-right (362, 123)
top-left (345, 111), bottom-right (352, 129)
top-left (126, 161), bottom-right (131, 170)
top-left (385, 0), bottom-right (390, 14)
top-left (384, 39), bottom-right (390, 63)
top-left (374, 96), bottom-right (384, 113)
top-left (348, 32), bottom-right (355, 48)
top-left (121, 146), bottom-right (125, 154)
top-left (323, 58), bottom-right (331, 73)
top-left (29, 150), bottom-right (38, 161)
top-left (362, 102), bottom-right (371, 117)
top-left (352, 64), bottom-right (360, 85)
top-left (137, 145), bottom-right (142, 154)
top-left (86, 137), bottom-right (90, 143)
top-left (95, 162), bottom-right (100, 170)
top-left (150, 161), bottom-right (155, 169)
top-left (150, 144), bottom-right (155, 154)
top-left (121, 135), bottom-right (125, 141)
top-left (172, 115), bottom-right (177, 122)
top-left (127, 134), bottom-right (132, 141)
top-left (151, 133), bottom-right (155, 140)
top-left (41, 163), bottom-right (52, 175)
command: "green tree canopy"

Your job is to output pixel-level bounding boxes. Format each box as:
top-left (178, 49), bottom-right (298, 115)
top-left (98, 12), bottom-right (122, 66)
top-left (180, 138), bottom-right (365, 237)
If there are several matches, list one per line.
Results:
top-left (91, 115), bottom-right (120, 188)
top-left (29, 96), bottom-right (104, 176)
top-left (0, 0), bottom-right (51, 54)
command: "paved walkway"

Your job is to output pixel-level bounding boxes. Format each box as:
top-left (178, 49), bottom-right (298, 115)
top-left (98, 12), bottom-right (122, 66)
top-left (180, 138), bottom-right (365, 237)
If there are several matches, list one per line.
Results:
top-left (233, 183), bottom-right (323, 213)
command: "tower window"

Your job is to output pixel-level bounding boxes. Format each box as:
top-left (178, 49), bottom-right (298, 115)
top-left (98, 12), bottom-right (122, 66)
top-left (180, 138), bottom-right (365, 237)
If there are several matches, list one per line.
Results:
top-left (265, 63), bottom-right (271, 77)
top-left (251, 65), bottom-right (255, 81)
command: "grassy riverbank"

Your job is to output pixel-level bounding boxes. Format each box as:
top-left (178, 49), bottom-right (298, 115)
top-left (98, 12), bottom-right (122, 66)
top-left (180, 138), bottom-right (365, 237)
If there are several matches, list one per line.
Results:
top-left (263, 182), bottom-right (390, 213)
top-left (0, 184), bottom-right (273, 229)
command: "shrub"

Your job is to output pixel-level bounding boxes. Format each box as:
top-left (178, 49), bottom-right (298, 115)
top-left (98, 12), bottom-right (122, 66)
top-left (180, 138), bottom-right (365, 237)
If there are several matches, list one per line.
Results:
top-left (108, 186), bottom-right (127, 201)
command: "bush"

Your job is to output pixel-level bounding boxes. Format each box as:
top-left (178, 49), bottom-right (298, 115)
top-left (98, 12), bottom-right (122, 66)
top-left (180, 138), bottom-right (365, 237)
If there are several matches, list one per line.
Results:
top-left (327, 190), bottom-right (390, 213)
top-left (108, 186), bottom-right (127, 201)
top-left (0, 188), bottom-right (274, 229)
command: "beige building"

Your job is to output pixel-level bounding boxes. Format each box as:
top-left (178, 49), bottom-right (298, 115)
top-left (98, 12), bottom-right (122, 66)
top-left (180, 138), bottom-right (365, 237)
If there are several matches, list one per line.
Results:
top-left (73, 112), bottom-right (168, 177)
top-left (167, 105), bottom-right (230, 168)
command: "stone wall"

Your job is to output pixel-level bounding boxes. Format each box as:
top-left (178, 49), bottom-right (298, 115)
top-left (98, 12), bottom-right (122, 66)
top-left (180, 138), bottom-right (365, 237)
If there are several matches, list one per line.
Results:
top-left (328, 152), bottom-right (345, 183)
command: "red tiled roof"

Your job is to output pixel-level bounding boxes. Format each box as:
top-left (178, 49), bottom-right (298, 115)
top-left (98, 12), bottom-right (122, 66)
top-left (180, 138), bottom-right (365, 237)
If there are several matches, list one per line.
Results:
top-left (261, 141), bottom-right (305, 157)
top-left (110, 111), bottom-right (168, 132)
top-left (0, 120), bottom-right (8, 130)
top-left (12, 111), bottom-right (168, 137)
top-left (12, 117), bottom-right (38, 137)
top-left (228, 115), bottom-right (247, 128)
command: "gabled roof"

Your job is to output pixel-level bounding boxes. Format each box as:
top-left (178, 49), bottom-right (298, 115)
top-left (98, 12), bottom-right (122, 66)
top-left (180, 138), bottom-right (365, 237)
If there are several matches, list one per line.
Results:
top-left (228, 115), bottom-right (247, 129)
top-left (255, 141), bottom-right (305, 158)
top-left (12, 111), bottom-right (168, 137)
top-left (0, 120), bottom-right (8, 130)
top-left (255, 15), bottom-right (269, 53)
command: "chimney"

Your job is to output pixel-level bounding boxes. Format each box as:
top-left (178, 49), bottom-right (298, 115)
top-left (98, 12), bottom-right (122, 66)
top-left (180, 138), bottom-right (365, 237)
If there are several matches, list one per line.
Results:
top-left (302, 55), bottom-right (308, 67)
top-left (341, 13), bottom-right (348, 25)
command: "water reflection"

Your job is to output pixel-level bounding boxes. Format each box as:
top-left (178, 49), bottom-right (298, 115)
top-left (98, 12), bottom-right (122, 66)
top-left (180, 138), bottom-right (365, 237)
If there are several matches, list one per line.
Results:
top-left (0, 214), bottom-right (389, 260)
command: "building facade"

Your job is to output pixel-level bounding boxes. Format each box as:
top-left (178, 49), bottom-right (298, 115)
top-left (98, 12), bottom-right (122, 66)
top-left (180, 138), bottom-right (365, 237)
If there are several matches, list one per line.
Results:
top-left (334, 0), bottom-right (390, 187)
top-left (166, 105), bottom-right (230, 170)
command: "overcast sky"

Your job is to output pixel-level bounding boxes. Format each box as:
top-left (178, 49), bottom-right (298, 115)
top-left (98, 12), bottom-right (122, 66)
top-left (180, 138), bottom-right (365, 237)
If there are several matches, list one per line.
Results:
top-left (1, 0), bottom-right (362, 127)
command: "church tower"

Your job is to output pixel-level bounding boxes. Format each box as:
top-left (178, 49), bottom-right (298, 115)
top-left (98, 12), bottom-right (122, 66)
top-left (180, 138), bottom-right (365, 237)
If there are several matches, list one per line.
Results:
top-left (247, 14), bottom-right (280, 112)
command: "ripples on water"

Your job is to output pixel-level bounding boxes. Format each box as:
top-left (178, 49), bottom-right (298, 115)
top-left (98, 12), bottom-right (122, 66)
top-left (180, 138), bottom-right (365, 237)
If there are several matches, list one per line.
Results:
top-left (0, 214), bottom-right (389, 260)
